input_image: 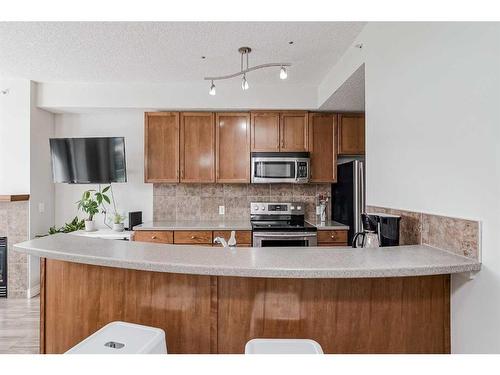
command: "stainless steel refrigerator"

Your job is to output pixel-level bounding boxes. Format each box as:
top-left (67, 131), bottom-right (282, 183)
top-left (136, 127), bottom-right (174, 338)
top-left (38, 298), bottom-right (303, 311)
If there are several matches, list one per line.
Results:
top-left (331, 160), bottom-right (365, 245)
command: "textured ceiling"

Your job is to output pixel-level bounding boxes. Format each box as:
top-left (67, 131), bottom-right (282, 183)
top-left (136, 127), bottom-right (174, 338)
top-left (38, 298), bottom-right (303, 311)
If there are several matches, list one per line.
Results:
top-left (320, 64), bottom-right (365, 112)
top-left (0, 22), bottom-right (365, 84)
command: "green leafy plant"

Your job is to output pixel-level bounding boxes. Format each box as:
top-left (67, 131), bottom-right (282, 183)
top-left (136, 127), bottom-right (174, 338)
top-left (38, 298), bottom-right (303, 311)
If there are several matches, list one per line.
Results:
top-left (112, 212), bottom-right (126, 224)
top-left (46, 217), bottom-right (85, 235)
top-left (76, 185), bottom-right (111, 221)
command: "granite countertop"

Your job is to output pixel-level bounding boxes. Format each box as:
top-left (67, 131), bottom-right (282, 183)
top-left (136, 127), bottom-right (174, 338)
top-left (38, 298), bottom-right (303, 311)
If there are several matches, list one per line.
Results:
top-left (134, 219), bottom-right (348, 231)
top-left (307, 220), bottom-right (349, 230)
top-left (14, 234), bottom-right (481, 279)
top-left (134, 220), bottom-right (252, 231)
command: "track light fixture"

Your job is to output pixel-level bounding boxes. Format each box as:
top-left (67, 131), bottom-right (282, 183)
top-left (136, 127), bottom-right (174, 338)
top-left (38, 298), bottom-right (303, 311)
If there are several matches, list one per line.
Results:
top-left (209, 80), bottom-right (216, 96)
top-left (204, 47), bottom-right (291, 95)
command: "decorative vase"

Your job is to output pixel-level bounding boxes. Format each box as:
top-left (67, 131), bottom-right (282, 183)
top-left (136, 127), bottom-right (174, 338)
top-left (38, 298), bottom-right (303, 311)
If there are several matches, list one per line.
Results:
top-left (84, 220), bottom-right (96, 232)
top-left (113, 223), bottom-right (125, 232)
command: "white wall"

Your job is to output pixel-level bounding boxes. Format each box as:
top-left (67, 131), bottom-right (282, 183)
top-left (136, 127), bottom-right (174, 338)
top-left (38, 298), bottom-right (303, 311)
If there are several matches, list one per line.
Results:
top-left (321, 22), bottom-right (500, 353)
top-left (54, 111), bottom-right (153, 228)
top-left (37, 81), bottom-right (318, 112)
top-left (28, 81), bottom-right (55, 295)
top-left (0, 79), bottom-right (31, 194)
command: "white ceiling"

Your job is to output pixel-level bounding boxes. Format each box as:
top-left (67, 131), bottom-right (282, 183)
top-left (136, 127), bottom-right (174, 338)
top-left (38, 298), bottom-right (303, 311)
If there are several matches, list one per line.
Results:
top-left (0, 22), bottom-right (365, 85)
top-left (320, 64), bottom-right (365, 112)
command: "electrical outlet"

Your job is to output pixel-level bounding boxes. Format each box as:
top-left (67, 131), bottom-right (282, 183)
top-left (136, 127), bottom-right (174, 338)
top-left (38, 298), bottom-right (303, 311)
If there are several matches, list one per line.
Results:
top-left (218, 205), bottom-right (225, 215)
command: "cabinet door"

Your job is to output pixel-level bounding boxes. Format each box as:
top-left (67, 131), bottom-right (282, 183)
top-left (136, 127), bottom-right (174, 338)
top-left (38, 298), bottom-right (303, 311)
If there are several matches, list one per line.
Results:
top-left (180, 112), bottom-right (215, 183)
top-left (133, 230), bottom-right (174, 244)
top-left (216, 112), bottom-right (251, 183)
top-left (280, 112), bottom-right (309, 152)
top-left (250, 112), bottom-right (280, 152)
top-left (338, 114), bottom-right (365, 155)
top-left (308, 113), bottom-right (337, 182)
top-left (144, 112), bottom-right (179, 182)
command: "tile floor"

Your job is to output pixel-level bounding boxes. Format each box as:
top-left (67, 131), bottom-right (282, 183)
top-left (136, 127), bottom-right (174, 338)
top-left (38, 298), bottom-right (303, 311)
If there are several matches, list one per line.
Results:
top-left (0, 297), bottom-right (39, 354)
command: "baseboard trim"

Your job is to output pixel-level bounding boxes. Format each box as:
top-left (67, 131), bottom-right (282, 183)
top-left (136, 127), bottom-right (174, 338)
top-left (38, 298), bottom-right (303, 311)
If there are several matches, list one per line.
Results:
top-left (27, 284), bottom-right (40, 298)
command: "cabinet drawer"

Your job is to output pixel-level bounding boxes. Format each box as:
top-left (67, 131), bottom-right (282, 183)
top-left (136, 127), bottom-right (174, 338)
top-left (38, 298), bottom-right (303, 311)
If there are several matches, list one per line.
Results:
top-left (213, 230), bottom-right (252, 246)
top-left (174, 230), bottom-right (213, 244)
top-left (317, 230), bottom-right (348, 244)
top-left (133, 230), bottom-right (173, 244)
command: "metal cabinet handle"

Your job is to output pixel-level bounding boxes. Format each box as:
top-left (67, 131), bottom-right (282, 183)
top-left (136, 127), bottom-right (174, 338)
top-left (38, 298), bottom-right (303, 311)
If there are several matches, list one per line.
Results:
top-left (191, 236), bottom-right (197, 239)
top-left (151, 236), bottom-right (157, 240)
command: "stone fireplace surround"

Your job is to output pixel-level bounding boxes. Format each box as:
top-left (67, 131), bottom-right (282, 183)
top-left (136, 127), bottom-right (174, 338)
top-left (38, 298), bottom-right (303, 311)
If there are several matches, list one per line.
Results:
top-left (0, 201), bottom-right (29, 298)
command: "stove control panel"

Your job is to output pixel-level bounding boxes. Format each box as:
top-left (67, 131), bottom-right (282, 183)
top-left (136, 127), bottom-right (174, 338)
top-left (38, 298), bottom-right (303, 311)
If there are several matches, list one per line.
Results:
top-left (250, 202), bottom-right (305, 215)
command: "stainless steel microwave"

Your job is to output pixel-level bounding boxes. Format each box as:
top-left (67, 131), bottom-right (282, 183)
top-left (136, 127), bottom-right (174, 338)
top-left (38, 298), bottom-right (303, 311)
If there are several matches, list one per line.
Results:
top-left (251, 152), bottom-right (310, 183)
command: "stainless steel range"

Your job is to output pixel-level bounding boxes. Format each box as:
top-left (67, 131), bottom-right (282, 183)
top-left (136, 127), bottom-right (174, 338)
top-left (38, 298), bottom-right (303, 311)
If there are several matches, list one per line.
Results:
top-left (250, 202), bottom-right (317, 247)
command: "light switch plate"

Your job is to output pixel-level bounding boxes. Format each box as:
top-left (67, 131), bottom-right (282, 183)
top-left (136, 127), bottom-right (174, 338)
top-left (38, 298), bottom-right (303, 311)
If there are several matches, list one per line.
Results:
top-left (38, 202), bottom-right (45, 214)
top-left (218, 205), bottom-right (225, 215)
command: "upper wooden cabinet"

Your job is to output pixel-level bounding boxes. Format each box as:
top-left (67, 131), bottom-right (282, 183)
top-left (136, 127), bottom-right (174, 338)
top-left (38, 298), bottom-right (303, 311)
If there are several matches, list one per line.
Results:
top-left (144, 112), bottom-right (180, 183)
top-left (180, 112), bottom-right (216, 183)
top-left (338, 113), bottom-right (365, 155)
top-left (250, 112), bottom-right (280, 152)
top-left (216, 112), bottom-right (251, 183)
top-left (280, 112), bottom-right (309, 152)
top-left (308, 113), bottom-right (337, 182)
top-left (250, 111), bottom-right (308, 152)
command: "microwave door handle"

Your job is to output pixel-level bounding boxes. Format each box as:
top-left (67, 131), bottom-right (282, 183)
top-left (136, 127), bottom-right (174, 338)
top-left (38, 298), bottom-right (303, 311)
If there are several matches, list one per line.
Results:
top-left (294, 160), bottom-right (299, 180)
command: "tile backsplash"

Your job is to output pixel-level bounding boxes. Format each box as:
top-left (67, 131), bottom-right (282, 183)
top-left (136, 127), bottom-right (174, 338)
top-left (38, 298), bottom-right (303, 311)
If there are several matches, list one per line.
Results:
top-left (153, 183), bottom-right (331, 222)
top-left (367, 205), bottom-right (480, 260)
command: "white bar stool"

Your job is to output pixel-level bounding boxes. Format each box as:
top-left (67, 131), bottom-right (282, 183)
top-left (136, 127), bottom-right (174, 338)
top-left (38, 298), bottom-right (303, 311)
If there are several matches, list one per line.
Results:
top-left (245, 338), bottom-right (324, 354)
top-left (66, 321), bottom-right (167, 354)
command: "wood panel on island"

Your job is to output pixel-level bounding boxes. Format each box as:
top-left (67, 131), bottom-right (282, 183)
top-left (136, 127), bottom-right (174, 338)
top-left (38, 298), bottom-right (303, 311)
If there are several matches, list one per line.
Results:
top-left (40, 259), bottom-right (451, 354)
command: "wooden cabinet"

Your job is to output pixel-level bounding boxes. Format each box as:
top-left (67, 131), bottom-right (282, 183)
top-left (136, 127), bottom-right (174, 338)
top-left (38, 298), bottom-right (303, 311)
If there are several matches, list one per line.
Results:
top-left (174, 230), bottom-right (213, 245)
top-left (280, 112), bottom-right (309, 152)
top-left (180, 112), bottom-right (216, 183)
top-left (250, 112), bottom-right (280, 151)
top-left (133, 230), bottom-right (174, 244)
top-left (250, 111), bottom-right (308, 152)
top-left (213, 231), bottom-right (252, 247)
top-left (317, 229), bottom-right (348, 246)
top-left (216, 113), bottom-right (251, 183)
top-left (338, 113), bottom-right (365, 155)
top-left (144, 112), bottom-right (179, 182)
top-left (308, 113), bottom-right (337, 182)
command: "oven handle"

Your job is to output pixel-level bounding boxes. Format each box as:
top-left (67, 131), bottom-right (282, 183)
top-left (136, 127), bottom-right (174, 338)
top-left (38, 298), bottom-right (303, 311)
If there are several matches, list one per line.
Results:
top-left (253, 233), bottom-right (317, 238)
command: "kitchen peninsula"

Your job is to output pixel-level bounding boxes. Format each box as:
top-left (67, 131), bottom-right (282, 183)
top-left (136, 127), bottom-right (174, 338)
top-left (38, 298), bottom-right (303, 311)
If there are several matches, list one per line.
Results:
top-left (15, 234), bottom-right (480, 354)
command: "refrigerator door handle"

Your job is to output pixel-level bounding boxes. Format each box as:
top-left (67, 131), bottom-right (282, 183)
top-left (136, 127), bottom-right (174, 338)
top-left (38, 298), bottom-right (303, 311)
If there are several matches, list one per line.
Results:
top-left (359, 161), bottom-right (365, 214)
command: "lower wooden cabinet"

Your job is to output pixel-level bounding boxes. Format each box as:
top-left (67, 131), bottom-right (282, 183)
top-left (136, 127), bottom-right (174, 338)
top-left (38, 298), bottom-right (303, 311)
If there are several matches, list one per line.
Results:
top-left (134, 230), bottom-right (252, 247)
top-left (213, 230), bottom-right (252, 247)
top-left (317, 230), bottom-right (348, 246)
top-left (174, 230), bottom-right (213, 245)
top-left (133, 230), bottom-right (173, 244)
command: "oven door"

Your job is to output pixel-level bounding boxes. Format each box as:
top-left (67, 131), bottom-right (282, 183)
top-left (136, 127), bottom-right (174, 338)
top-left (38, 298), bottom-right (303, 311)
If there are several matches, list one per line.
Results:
top-left (253, 232), bottom-right (318, 247)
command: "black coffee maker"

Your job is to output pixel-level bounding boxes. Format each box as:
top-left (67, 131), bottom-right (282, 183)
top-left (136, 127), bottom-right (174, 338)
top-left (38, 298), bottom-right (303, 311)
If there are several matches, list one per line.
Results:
top-left (363, 213), bottom-right (401, 247)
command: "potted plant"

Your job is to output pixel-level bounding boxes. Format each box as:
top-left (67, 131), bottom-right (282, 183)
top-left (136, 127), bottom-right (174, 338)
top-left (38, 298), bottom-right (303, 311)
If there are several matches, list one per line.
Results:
top-left (76, 186), bottom-right (111, 232)
top-left (112, 212), bottom-right (126, 232)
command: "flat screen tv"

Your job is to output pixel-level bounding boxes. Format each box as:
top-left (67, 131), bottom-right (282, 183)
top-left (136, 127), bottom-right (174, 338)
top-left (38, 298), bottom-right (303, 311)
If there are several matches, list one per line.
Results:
top-left (49, 137), bottom-right (127, 184)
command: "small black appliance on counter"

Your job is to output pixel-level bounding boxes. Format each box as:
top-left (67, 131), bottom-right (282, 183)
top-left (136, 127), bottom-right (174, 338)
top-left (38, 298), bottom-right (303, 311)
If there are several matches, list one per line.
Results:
top-left (127, 211), bottom-right (143, 231)
top-left (364, 213), bottom-right (401, 247)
